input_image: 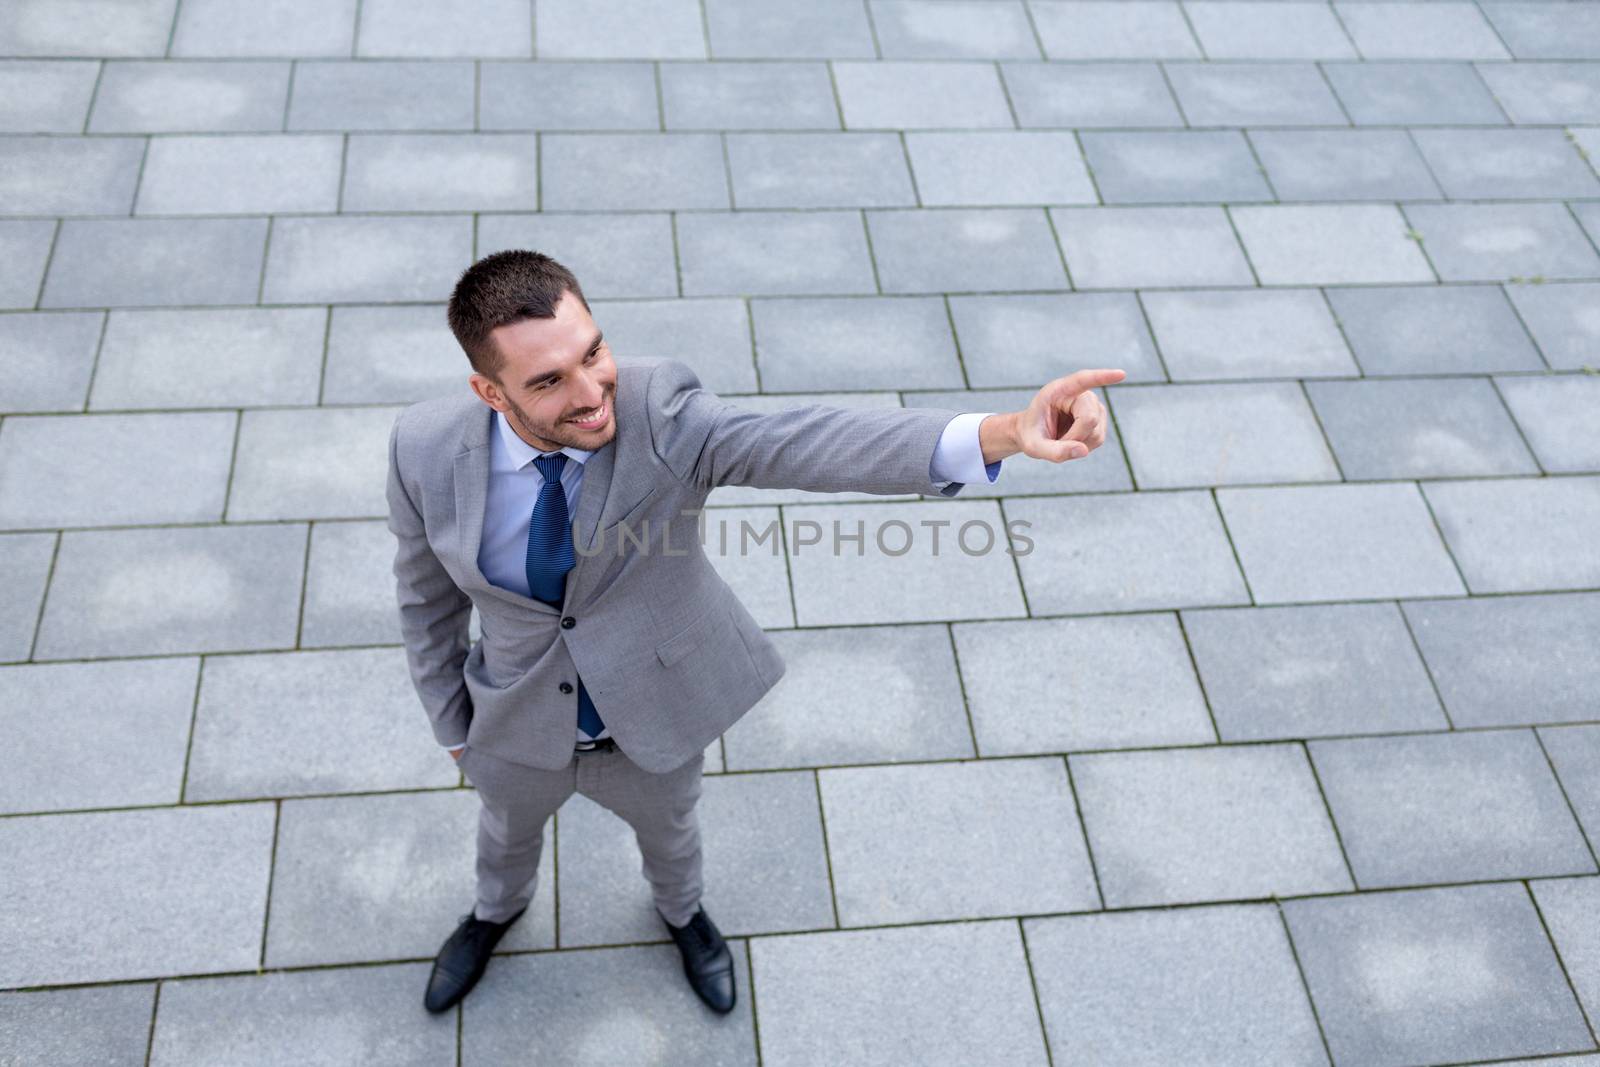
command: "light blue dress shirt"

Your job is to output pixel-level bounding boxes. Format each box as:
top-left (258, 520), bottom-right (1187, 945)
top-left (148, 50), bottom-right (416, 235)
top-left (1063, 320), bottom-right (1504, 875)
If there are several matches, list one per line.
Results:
top-left (452, 407), bottom-right (1002, 752)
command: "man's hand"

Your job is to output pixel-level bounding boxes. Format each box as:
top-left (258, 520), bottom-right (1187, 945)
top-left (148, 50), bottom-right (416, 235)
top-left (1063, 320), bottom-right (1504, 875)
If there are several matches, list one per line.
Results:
top-left (980, 368), bottom-right (1126, 465)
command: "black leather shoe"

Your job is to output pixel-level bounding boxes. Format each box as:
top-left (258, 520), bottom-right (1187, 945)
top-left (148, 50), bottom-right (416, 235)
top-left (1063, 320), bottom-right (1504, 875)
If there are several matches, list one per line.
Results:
top-left (660, 905), bottom-right (736, 1014)
top-left (423, 906), bottom-right (526, 1013)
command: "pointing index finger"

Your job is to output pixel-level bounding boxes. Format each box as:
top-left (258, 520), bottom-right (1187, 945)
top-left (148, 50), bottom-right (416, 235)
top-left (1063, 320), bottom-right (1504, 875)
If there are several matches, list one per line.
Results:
top-left (1054, 368), bottom-right (1127, 399)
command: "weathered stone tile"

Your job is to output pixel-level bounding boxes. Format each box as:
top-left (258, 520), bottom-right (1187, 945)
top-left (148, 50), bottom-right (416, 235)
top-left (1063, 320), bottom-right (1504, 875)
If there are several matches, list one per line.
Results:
top-left (906, 131), bottom-right (1095, 207)
top-left (0, 411), bottom-right (235, 529)
top-left (704, 0), bottom-right (876, 59)
top-left (1479, 7), bottom-right (1600, 61)
top-left (535, 0), bottom-right (704, 59)
top-left (173, 0), bottom-right (356, 57)
top-left (1008, 490), bottom-right (1249, 614)
top-left (1029, 1), bottom-right (1200, 60)
top-left (701, 504), bottom-right (791, 627)
top-left (1336, 2), bottom-right (1509, 60)
top-left (479, 211), bottom-right (678, 299)
top-left (1071, 744), bottom-right (1352, 907)
top-left (1505, 281), bottom-right (1600, 370)
top-left (357, 0), bottom-right (530, 58)
top-left (322, 304), bottom-right (464, 403)
top-left (1025, 905), bottom-right (1329, 1065)
top-left (1233, 204), bottom-right (1435, 286)
top-left (0, 803), bottom-right (275, 986)
top-left (542, 132), bottom-right (727, 210)
top-left (0, 531), bottom-right (53, 661)
top-left (1051, 206), bottom-right (1254, 289)
top-left (1307, 376), bottom-right (1539, 479)
top-left (149, 963), bottom-right (453, 1067)
top-left (1529, 877), bottom-right (1600, 1033)
top-left (871, 0), bottom-right (1039, 59)
top-left (1218, 483), bottom-right (1465, 603)
top-left (1002, 62), bottom-right (1185, 127)
top-left (677, 210), bottom-right (876, 296)
top-left (0, 60), bottom-right (100, 132)
top-left (1425, 475), bottom-right (1600, 593)
top-left (1323, 59), bottom-right (1510, 125)
top-left (1311, 730), bottom-right (1595, 888)
top-left (288, 61), bottom-right (476, 131)
top-left (342, 133), bottom-right (537, 212)
top-left (42, 217), bottom-right (268, 309)
top-left (90, 60), bottom-right (291, 133)
top-left (954, 614), bottom-right (1213, 754)
top-left (302, 519), bottom-right (405, 647)
top-left (1142, 289), bottom-right (1357, 379)
top-left (1112, 381), bottom-right (1339, 488)
top-left (729, 132), bottom-right (916, 208)
top-left (35, 523), bottom-right (306, 659)
top-left (0, 219), bottom-right (54, 309)
top-left (0, 984), bottom-right (154, 1067)
top-left (722, 624), bottom-right (972, 770)
top-left (1405, 592), bottom-right (1600, 729)
top-left (834, 61), bottom-right (1014, 129)
top-left (1166, 62), bottom-right (1348, 126)
top-left (1413, 127), bottom-right (1600, 199)
top-left (1497, 373), bottom-right (1600, 472)
top-left (1325, 284), bottom-right (1545, 374)
top-left (261, 215), bottom-right (471, 304)
top-left (948, 292), bottom-right (1165, 387)
top-left (592, 298), bottom-right (755, 393)
top-left (1188, 1), bottom-right (1354, 59)
top-left (1282, 884), bottom-right (1594, 1066)
top-left (870, 207), bottom-right (1068, 293)
top-left (0, 135), bottom-right (147, 216)
top-left (1082, 130), bottom-right (1273, 204)
top-left (663, 61), bottom-right (839, 129)
top-left (1540, 726), bottom-right (1600, 848)
top-left (750, 295), bottom-right (961, 391)
top-left (1477, 60), bottom-right (1600, 123)
top-left (0, 310), bottom-right (102, 412)
top-left (0, 0), bottom-right (176, 57)
top-left (136, 134), bottom-right (343, 215)
top-left (229, 405), bottom-right (399, 521)
top-left (479, 60), bottom-right (659, 130)
top-left (1251, 128), bottom-right (1442, 201)
top-left (1405, 202), bottom-right (1600, 282)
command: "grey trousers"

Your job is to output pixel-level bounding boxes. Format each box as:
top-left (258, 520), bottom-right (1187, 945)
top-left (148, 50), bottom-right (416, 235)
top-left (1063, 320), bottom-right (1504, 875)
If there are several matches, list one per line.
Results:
top-left (457, 742), bottom-right (706, 928)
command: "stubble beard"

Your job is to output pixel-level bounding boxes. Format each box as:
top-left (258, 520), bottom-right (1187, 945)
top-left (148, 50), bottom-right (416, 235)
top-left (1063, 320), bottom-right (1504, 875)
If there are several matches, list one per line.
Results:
top-left (504, 384), bottom-right (615, 451)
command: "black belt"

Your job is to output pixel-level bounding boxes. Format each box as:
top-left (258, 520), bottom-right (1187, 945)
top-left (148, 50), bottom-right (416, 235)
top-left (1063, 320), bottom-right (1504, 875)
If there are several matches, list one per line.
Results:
top-left (574, 736), bottom-right (616, 752)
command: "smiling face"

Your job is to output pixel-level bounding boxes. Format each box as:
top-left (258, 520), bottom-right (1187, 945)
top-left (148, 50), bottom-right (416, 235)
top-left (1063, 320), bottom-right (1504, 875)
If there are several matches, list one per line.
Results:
top-left (468, 289), bottom-right (618, 453)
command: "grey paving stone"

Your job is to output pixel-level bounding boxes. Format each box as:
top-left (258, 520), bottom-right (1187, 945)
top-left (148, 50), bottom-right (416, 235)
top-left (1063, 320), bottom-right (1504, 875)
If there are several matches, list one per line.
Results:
top-left (704, 0), bottom-right (877, 59)
top-left (34, 522), bottom-right (307, 659)
top-left (1185, 602), bottom-right (1448, 742)
top-left (1112, 381), bottom-right (1339, 488)
top-left (870, 208), bottom-right (1068, 293)
top-left (751, 921), bottom-right (1049, 1066)
top-left (1312, 730), bottom-right (1596, 888)
top-left (1282, 883), bottom-right (1595, 1066)
top-left (188, 648), bottom-right (455, 802)
top-left (834, 61), bottom-right (1015, 129)
top-left (261, 215), bottom-right (471, 304)
top-left (301, 519), bottom-right (405, 647)
top-left (0, 60), bottom-right (100, 132)
top-left (1165, 62), bottom-right (1348, 126)
top-left (1233, 204), bottom-right (1435, 286)
top-left (1024, 905), bottom-right (1329, 1066)
top-left (341, 133), bottom-right (538, 212)
top-left (1530, 877), bottom-right (1600, 1036)
top-left (1071, 744), bottom-right (1352, 907)
top-left (1081, 130), bottom-right (1274, 204)
top-left (542, 132), bottom-right (727, 210)
top-left (677, 210), bottom-right (877, 296)
top-left (701, 504), bottom-right (792, 627)
top-left (1325, 283), bottom-right (1545, 375)
top-left (1185, 1), bottom-right (1355, 59)
top-left (1008, 490), bottom-right (1250, 614)
top-left (722, 624), bottom-right (973, 770)
top-left (0, 984), bottom-right (154, 1067)
top-left (1405, 202), bottom-right (1600, 282)
top-left (479, 211), bottom-right (679, 299)
top-left (1051, 206), bottom-right (1254, 289)
top-left (357, 0), bottom-right (530, 58)
top-left (1218, 482), bottom-right (1465, 603)
top-left (42, 217), bottom-right (268, 309)
top-left (1576, 201), bottom-right (1600, 253)
top-left (954, 614), bottom-right (1214, 755)
top-left (1251, 128), bottom-right (1442, 201)
top-left (1541, 726), bottom-right (1600, 848)
top-left (173, 0), bottom-right (356, 57)
top-left (0, 803), bottom-right (275, 986)
top-left (89, 60), bottom-right (292, 133)
top-left (479, 60), bottom-right (659, 130)
top-left (463, 940), bottom-right (757, 1064)
top-left (750, 295), bottom-right (962, 391)
top-left (1413, 127), bottom-right (1600, 199)
top-left (905, 131), bottom-right (1096, 207)
top-left (0, 411), bottom-right (235, 529)
top-left (535, 0), bottom-right (704, 59)
top-left (149, 963), bottom-right (452, 1067)
top-left (0, 0), bottom-right (176, 57)
top-left (136, 133), bottom-right (344, 215)
top-left (288, 60), bottom-right (476, 132)
top-left (1478, 60), bottom-right (1600, 123)
top-left (0, 310), bottom-right (102, 412)
top-left (0, 135), bottom-right (146, 216)
top-left (1141, 288), bottom-right (1356, 380)
top-left (322, 304), bottom-right (465, 403)
top-left (1483, 3), bottom-right (1600, 59)
top-left (591, 297), bottom-right (756, 393)
top-left (948, 292), bottom-right (1166, 387)
top-left (92, 306), bottom-right (326, 410)
top-left (662, 61), bottom-right (838, 130)
top-left (1494, 373), bottom-right (1600, 473)
top-left (229, 405), bottom-right (399, 521)
top-left (1322, 59), bottom-right (1511, 125)
top-left (870, 0), bottom-right (1039, 59)
top-left (1307, 376), bottom-right (1540, 479)
top-left (1029, 0), bottom-right (1201, 60)
top-left (0, 657), bottom-right (196, 814)
top-left (1002, 62), bottom-right (1186, 128)
top-left (1425, 475), bottom-right (1600, 594)
top-left (0, 219), bottom-right (54, 309)
top-left (0, 531), bottom-right (53, 661)
top-left (784, 499), bottom-right (1027, 625)
top-left (1336, 1), bottom-right (1509, 60)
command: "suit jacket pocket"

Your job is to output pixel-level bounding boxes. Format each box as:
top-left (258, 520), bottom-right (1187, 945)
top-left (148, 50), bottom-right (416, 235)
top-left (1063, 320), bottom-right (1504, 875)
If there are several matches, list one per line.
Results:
top-left (655, 603), bottom-right (726, 668)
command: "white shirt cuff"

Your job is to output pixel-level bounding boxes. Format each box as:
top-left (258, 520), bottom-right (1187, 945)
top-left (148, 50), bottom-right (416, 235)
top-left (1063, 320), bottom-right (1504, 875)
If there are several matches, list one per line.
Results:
top-left (929, 412), bottom-right (1002, 493)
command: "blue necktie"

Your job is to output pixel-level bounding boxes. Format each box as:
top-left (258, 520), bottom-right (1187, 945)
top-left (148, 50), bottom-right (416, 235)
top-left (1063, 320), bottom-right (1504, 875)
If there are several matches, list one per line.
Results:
top-left (526, 453), bottom-right (606, 739)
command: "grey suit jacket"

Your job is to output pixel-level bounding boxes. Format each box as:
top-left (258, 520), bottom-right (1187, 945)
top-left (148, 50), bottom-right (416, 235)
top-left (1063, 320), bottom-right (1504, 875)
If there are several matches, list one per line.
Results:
top-left (385, 357), bottom-right (968, 774)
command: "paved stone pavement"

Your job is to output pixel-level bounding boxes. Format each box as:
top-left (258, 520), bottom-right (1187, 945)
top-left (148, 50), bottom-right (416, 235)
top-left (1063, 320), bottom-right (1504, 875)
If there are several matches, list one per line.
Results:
top-left (2, 0), bottom-right (1599, 1064)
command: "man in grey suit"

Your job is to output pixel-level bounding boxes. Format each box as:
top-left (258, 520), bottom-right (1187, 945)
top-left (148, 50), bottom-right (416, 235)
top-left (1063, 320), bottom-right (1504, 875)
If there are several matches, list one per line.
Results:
top-left (385, 249), bottom-right (1122, 1015)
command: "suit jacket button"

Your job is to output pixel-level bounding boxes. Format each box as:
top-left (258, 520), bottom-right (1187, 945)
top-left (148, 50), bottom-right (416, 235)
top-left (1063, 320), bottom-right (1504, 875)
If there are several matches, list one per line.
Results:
top-left (560, 616), bottom-right (576, 629)
top-left (559, 681), bottom-right (573, 694)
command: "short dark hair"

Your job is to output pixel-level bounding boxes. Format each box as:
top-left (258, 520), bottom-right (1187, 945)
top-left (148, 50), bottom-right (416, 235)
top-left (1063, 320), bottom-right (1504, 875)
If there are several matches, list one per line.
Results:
top-left (446, 250), bottom-right (590, 381)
